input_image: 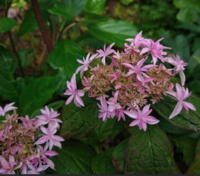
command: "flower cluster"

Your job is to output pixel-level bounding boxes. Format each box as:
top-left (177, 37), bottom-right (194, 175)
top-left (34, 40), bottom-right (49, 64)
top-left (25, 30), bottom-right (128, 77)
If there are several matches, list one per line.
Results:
top-left (0, 103), bottom-right (64, 174)
top-left (64, 32), bottom-right (196, 131)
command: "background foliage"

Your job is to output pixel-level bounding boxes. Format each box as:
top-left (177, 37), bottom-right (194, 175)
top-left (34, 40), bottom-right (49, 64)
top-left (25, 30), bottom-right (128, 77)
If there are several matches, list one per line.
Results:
top-left (1, 0), bottom-right (200, 174)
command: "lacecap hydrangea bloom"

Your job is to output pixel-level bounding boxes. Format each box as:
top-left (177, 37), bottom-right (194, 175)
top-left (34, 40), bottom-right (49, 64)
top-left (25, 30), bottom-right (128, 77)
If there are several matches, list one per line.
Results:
top-left (0, 103), bottom-right (64, 174)
top-left (64, 32), bottom-right (196, 131)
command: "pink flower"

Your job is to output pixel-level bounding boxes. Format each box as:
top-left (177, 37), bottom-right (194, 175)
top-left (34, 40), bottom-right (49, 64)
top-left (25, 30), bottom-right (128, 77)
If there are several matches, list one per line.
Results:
top-left (125, 32), bottom-right (151, 52)
top-left (35, 127), bottom-right (64, 150)
top-left (0, 156), bottom-right (18, 174)
top-left (107, 91), bottom-right (121, 112)
top-left (64, 74), bottom-right (85, 107)
top-left (76, 53), bottom-right (97, 77)
top-left (140, 38), bottom-right (170, 64)
top-left (0, 103), bottom-right (17, 116)
top-left (123, 58), bottom-right (154, 81)
top-left (96, 43), bottom-right (115, 65)
top-left (125, 105), bottom-right (159, 131)
top-left (167, 55), bottom-right (188, 85)
top-left (166, 84), bottom-right (196, 119)
top-left (36, 106), bottom-right (62, 128)
top-left (97, 96), bottom-right (115, 121)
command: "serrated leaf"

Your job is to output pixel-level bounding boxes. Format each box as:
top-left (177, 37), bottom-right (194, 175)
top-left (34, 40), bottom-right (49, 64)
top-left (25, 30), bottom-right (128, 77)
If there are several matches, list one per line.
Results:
top-left (125, 126), bottom-right (179, 174)
top-left (60, 98), bottom-right (99, 138)
top-left (53, 140), bottom-right (95, 174)
top-left (0, 17), bottom-right (16, 33)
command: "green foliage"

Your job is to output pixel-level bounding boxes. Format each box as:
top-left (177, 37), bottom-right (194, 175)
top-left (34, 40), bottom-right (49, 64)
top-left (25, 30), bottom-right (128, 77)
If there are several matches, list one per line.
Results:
top-left (0, 0), bottom-right (200, 174)
top-left (125, 126), bottom-right (179, 174)
top-left (0, 17), bottom-right (16, 33)
top-left (53, 140), bottom-right (96, 174)
top-left (87, 18), bottom-right (137, 46)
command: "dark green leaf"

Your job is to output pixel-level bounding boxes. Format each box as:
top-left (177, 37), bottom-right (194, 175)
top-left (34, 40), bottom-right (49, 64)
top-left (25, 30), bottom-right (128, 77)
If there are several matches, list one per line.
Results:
top-left (19, 74), bottom-right (65, 115)
top-left (48, 40), bottom-right (85, 79)
top-left (94, 118), bottom-right (124, 142)
top-left (18, 10), bottom-right (38, 36)
top-left (0, 17), bottom-right (16, 33)
top-left (112, 139), bottom-right (128, 173)
top-left (53, 140), bottom-right (95, 174)
top-left (87, 19), bottom-right (137, 46)
top-left (153, 95), bottom-right (200, 132)
top-left (60, 98), bottom-right (99, 138)
top-left (125, 126), bottom-right (179, 174)
top-left (92, 152), bottom-right (117, 174)
top-left (171, 135), bottom-right (197, 165)
top-left (187, 140), bottom-right (200, 174)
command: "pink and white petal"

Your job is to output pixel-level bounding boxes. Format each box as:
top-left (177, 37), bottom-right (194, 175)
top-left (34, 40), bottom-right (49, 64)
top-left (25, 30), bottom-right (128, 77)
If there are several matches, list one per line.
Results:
top-left (179, 71), bottom-right (186, 86)
top-left (75, 96), bottom-right (84, 107)
top-left (169, 102), bottom-right (183, 119)
top-left (129, 120), bottom-right (139, 127)
top-left (147, 116), bottom-right (160, 125)
top-left (124, 110), bottom-right (137, 119)
top-left (65, 95), bottom-right (74, 105)
top-left (183, 101), bottom-right (196, 111)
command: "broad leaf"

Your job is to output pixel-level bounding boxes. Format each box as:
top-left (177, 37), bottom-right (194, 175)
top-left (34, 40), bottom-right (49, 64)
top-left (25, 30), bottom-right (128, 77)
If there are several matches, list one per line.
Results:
top-left (60, 98), bottom-right (99, 138)
top-left (0, 17), bottom-right (16, 33)
top-left (53, 140), bottom-right (95, 174)
top-left (48, 40), bottom-right (85, 79)
top-left (92, 152), bottom-right (117, 174)
top-left (19, 74), bottom-right (64, 115)
top-left (153, 95), bottom-right (200, 132)
top-left (171, 135), bottom-right (197, 165)
top-left (125, 126), bottom-right (179, 174)
top-left (87, 18), bottom-right (137, 46)
top-left (187, 141), bottom-right (200, 174)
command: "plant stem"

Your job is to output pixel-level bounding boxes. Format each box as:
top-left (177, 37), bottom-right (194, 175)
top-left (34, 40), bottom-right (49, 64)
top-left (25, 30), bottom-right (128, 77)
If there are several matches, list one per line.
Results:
top-left (31, 0), bottom-right (53, 53)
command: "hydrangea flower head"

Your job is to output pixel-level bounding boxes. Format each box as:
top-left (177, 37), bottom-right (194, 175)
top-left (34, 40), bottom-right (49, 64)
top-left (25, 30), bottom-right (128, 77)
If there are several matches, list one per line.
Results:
top-left (0, 104), bottom-right (64, 174)
top-left (64, 32), bottom-right (195, 131)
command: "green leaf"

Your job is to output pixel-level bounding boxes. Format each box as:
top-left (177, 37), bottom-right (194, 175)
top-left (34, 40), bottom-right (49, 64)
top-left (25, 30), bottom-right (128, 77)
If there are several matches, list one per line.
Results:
top-left (187, 140), bottom-right (200, 174)
top-left (171, 135), bottom-right (197, 165)
top-left (48, 40), bottom-right (85, 79)
top-left (85, 0), bottom-right (106, 15)
top-left (0, 47), bottom-right (17, 101)
top-left (0, 46), bottom-right (16, 80)
top-left (53, 140), bottom-right (96, 174)
top-left (125, 126), bottom-right (179, 174)
top-left (60, 98), bottom-right (99, 138)
top-left (19, 74), bottom-right (65, 115)
top-left (64, 0), bottom-right (86, 16)
top-left (87, 19), bottom-right (137, 46)
top-left (18, 10), bottom-right (38, 36)
top-left (173, 0), bottom-right (200, 23)
top-left (112, 139), bottom-right (128, 173)
top-left (94, 118), bottom-right (124, 142)
top-left (92, 152), bottom-right (117, 174)
top-left (153, 95), bottom-right (200, 132)
top-left (0, 17), bottom-right (16, 33)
